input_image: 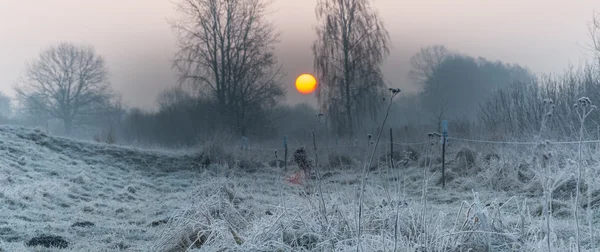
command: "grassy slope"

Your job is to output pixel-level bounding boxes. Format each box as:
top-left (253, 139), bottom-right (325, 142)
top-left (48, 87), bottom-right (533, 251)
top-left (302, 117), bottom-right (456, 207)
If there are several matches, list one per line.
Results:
top-left (0, 126), bottom-right (204, 251)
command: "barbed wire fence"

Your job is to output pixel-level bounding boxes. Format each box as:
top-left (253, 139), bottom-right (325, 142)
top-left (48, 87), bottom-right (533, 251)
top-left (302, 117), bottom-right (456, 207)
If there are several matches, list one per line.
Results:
top-left (241, 135), bottom-right (600, 155)
top-left (235, 128), bottom-right (600, 189)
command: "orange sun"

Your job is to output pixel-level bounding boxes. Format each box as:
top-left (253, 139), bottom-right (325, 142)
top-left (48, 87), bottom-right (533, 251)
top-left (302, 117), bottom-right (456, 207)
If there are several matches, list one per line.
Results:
top-left (295, 74), bottom-right (317, 95)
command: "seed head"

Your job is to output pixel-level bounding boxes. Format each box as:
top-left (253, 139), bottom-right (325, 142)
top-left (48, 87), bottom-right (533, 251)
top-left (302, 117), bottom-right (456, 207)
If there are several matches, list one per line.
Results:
top-left (578, 97), bottom-right (592, 107)
top-left (427, 132), bottom-right (441, 138)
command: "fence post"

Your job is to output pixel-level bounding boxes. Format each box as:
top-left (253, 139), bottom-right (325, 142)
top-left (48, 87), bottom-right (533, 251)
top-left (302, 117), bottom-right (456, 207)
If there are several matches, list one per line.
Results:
top-left (442, 137), bottom-right (446, 188)
top-left (312, 131), bottom-right (319, 179)
top-left (284, 135), bottom-right (288, 172)
top-left (596, 124), bottom-right (600, 149)
top-left (390, 128), bottom-right (394, 169)
top-left (275, 150), bottom-right (279, 169)
top-left (441, 120), bottom-right (448, 188)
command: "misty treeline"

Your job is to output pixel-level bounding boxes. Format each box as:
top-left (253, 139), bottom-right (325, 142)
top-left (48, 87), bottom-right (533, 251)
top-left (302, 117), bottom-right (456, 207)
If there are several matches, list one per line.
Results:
top-left (116, 86), bottom-right (320, 146)
top-left (389, 46), bottom-right (600, 142)
top-left (6, 1), bottom-right (600, 147)
top-left (397, 45), bottom-right (534, 128)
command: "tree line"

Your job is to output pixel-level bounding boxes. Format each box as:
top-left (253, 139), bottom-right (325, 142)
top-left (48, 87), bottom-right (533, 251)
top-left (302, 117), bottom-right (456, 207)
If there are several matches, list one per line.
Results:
top-left (8, 1), bottom-right (600, 146)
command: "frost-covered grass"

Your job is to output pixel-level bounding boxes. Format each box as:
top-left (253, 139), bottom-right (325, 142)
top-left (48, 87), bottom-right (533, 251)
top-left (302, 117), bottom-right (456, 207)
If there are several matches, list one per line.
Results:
top-left (0, 125), bottom-right (598, 251)
top-left (0, 126), bottom-right (205, 251)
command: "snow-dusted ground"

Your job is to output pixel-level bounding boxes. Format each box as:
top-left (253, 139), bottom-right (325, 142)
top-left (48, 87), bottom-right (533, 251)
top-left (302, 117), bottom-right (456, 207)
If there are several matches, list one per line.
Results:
top-left (0, 126), bottom-right (597, 251)
top-left (0, 126), bottom-right (210, 251)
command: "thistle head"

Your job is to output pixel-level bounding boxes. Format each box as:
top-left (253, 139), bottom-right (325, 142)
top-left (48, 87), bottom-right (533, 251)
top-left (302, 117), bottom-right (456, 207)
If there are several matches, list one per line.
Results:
top-left (388, 88), bottom-right (401, 99)
top-left (577, 97), bottom-right (592, 107)
top-left (389, 88), bottom-right (401, 95)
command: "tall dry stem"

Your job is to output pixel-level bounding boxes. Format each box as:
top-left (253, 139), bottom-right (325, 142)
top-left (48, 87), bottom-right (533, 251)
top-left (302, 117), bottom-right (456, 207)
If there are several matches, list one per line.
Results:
top-left (357, 88), bottom-right (400, 252)
top-left (574, 97), bottom-right (596, 252)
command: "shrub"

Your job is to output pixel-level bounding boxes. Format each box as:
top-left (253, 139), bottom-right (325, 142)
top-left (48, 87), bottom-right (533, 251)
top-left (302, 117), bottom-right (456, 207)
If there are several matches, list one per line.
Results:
top-left (292, 147), bottom-right (313, 176)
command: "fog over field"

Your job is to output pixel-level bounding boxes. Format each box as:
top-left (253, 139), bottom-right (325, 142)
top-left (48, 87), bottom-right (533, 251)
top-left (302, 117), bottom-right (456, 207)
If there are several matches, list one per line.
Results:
top-left (1, 0), bottom-right (600, 251)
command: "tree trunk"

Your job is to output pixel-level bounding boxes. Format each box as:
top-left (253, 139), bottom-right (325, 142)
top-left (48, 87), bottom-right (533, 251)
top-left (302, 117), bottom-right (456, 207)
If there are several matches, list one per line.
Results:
top-left (64, 118), bottom-right (73, 135)
top-left (346, 103), bottom-right (354, 138)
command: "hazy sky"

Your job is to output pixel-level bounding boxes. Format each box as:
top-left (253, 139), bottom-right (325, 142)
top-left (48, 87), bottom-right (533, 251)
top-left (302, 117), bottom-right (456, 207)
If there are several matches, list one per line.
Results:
top-left (1, 0), bottom-right (599, 110)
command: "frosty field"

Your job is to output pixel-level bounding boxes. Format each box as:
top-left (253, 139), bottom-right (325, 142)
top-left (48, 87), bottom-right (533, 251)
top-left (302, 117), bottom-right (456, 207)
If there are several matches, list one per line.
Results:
top-left (0, 126), bottom-right (598, 251)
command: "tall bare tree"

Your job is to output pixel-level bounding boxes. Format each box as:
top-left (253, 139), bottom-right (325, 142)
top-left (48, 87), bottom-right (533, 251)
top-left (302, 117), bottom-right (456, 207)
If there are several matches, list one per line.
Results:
top-left (172, 0), bottom-right (285, 136)
top-left (408, 45), bottom-right (450, 86)
top-left (312, 0), bottom-right (390, 137)
top-left (15, 43), bottom-right (112, 135)
top-left (589, 11), bottom-right (600, 63)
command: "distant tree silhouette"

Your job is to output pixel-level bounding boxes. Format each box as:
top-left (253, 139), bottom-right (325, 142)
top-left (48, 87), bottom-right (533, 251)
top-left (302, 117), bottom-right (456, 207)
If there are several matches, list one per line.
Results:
top-left (15, 43), bottom-right (113, 135)
top-left (408, 46), bottom-right (533, 130)
top-left (408, 45), bottom-right (450, 86)
top-left (590, 11), bottom-right (600, 62)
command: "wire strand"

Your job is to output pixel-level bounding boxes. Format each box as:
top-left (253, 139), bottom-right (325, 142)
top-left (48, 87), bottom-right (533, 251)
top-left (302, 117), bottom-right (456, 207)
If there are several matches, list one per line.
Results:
top-left (243, 137), bottom-right (600, 152)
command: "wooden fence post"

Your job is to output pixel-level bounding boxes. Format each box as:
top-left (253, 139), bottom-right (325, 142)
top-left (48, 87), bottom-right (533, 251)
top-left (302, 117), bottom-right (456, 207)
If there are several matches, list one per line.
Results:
top-left (284, 135), bottom-right (288, 172)
top-left (390, 128), bottom-right (394, 169)
top-left (442, 136), bottom-right (446, 188)
top-left (441, 120), bottom-right (448, 188)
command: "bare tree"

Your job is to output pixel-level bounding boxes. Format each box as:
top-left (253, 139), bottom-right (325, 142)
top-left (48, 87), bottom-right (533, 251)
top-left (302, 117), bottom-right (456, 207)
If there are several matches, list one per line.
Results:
top-left (589, 11), bottom-right (600, 64)
top-left (172, 0), bottom-right (285, 136)
top-left (15, 43), bottom-right (112, 135)
top-left (407, 45), bottom-right (451, 130)
top-left (312, 0), bottom-right (390, 137)
top-left (408, 45), bottom-right (450, 86)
